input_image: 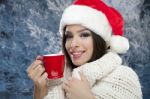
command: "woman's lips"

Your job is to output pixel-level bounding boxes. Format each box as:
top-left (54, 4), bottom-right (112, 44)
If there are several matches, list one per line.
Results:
top-left (70, 51), bottom-right (84, 59)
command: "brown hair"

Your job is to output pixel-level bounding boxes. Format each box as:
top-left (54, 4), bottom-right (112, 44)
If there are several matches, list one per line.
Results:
top-left (62, 27), bottom-right (107, 69)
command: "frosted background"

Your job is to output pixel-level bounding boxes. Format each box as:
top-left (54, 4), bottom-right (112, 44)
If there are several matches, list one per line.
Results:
top-left (0, 0), bottom-right (149, 99)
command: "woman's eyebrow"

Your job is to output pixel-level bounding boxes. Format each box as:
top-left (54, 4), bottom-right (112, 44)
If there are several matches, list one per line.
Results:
top-left (77, 28), bottom-right (90, 33)
top-left (64, 31), bottom-right (71, 35)
top-left (65, 28), bottom-right (90, 34)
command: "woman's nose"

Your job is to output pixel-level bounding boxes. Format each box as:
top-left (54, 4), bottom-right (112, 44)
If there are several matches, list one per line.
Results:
top-left (70, 37), bottom-right (79, 48)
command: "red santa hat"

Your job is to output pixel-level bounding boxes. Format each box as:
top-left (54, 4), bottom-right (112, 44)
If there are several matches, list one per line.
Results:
top-left (59, 0), bottom-right (129, 54)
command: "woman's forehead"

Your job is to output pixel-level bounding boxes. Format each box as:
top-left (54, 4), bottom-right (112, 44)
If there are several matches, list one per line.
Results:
top-left (65, 24), bottom-right (91, 32)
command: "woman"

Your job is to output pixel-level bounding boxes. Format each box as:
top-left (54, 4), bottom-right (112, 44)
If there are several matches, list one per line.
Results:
top-left (27, 0), bottom-right (142, 99)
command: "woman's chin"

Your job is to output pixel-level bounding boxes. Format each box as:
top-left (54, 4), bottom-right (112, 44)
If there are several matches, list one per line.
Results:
top-left (72, 60), bottom-right (85, 66)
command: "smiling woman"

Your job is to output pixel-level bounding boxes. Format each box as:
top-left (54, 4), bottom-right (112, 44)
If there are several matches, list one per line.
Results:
top-left (64, 25), bottom-right (94, 66)
top-left (27, 0), bottom-right (143, 99)
top-left (63, 24), bottom-right (107, 69)
top-left (1, 0), bottom-right (150, 98)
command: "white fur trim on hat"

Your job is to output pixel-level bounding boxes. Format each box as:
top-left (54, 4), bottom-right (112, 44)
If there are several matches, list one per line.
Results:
top-left (109, 35), bottom-right (129, 54)
top-left (59, 5), bottom-right (112, 42)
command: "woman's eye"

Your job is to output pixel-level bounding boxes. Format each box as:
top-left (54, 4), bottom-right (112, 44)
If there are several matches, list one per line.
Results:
top-left (65, 34), bottom-right (73, 39)
top-left (80, 32), bottom-right (91, 37)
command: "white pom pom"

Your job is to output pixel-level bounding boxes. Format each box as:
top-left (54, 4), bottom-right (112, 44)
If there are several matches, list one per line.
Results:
top-left (109, 35), bottom-right (129, 54)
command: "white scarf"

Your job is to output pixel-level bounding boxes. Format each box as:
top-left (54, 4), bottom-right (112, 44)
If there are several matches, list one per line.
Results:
top-left (72, 52), bottom-right (122, 87)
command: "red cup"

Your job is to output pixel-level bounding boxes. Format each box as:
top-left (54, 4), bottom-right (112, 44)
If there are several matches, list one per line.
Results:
top-left (43, 53), bottom-right (65, 79)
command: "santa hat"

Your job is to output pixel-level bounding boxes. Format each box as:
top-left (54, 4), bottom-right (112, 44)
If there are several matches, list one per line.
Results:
top-left (59, 0), bottom-right (129, 54)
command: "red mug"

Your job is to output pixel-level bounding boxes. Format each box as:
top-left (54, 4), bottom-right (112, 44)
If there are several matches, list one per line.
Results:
top-left (43, 53), bottom-right (65, 79)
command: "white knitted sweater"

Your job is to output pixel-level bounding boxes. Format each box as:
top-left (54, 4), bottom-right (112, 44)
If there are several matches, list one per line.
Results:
top-left (44, 52), bottom-right (142, 99)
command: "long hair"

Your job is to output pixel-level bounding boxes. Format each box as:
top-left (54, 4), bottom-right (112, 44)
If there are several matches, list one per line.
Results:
top-left (62, 27), bottom-right (107, 69)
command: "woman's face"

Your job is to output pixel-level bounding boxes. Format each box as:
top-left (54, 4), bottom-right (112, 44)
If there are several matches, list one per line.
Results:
top-left (65, 24), bottom-right (93, 66)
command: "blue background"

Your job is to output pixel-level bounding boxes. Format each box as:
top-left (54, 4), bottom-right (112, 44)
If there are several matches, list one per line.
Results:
top-left (0, 0), bottom-right (149, 99)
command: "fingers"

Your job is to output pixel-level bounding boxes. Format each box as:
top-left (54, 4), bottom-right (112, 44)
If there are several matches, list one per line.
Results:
top-left (27, 55), bottom-right (43, 73)
top-left (27, 59), bottom-right (43, 74)
top-left (63, 81), bottom-right (71, 99)
top-left (66, 92), bottom-right (71, 99)
top-left (62, 79), bottom-right (71, 93)
top-left (37, 72), bottom-right (48, 86)
top-left (27, 57), bottom-right (46, 85)
top-left (79, 72), bottom-right (91, 89)
top-left (36, 55), bottom-right (43, 60)
top-left (27, 55), bottom-right (48, 91)
top-left (63, 80), bottom-right (70, 88)
top-left (68, 77), bottom-right (73, 81)
top-left (29, 65), bottom-right (48, 86)
top-left (41, 72), bottom-right (48, 81)
top-left (29, 64), bottom-right (45, 82)
top-left (79, 71), bottom-right (86, 82)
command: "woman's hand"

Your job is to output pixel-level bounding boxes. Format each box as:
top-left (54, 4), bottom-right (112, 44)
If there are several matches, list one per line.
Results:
top-left (27, 56), bottom-right (48, 99)
top-left (63, 72), bottom-right (95, 99)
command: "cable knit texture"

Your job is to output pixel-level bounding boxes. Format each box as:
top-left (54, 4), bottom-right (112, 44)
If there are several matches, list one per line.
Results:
top-left (44, 52), bottom-right (142, 99)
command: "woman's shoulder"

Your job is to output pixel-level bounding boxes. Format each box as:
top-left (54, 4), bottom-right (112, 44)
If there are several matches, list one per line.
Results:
top-left (107, 65), bottom-right (142, 90)
top-left (115, 65), bottom-right (139, 79)
top-left (92, 65), bottom-right (142, 99)
top-left (100, 65), bottom-right (142, 98)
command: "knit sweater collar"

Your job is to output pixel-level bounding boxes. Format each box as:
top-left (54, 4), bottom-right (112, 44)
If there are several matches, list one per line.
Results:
top-left (73, 52), bottom-right (122, 87)
top-left (80, 51), bottom-right (122, 70)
